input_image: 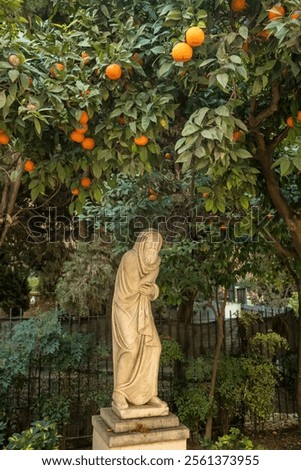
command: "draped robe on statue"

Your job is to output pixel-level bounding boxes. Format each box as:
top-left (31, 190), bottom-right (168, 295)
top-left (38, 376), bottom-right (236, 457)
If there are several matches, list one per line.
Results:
top-left (112, 231), bottom-right (162, 406)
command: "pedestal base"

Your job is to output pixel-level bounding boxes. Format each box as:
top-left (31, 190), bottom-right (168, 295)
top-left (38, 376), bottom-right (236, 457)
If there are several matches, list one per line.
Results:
top-left (92, 408), bottom-right (190, 450)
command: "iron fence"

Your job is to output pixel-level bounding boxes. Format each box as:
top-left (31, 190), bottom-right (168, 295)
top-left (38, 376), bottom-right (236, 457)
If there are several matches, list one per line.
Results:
top-left (0, 305), bottom-right (298, 447)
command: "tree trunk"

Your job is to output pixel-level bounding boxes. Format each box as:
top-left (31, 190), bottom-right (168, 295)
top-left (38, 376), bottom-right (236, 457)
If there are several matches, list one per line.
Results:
top-left (297, 280), bottom-right (301, 429)
top-left (205, 314), bottom-right (224, 440)
top-left (0, 153), bottom-right (22, 248)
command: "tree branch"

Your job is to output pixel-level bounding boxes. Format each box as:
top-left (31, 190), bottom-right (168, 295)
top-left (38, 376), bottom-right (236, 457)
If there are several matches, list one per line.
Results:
top-left (249, 82), bottom-right (280, 129)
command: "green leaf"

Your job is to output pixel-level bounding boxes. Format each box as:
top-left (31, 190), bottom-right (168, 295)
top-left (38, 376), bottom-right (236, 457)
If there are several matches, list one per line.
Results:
top-left (252, 77), bottom-right (262, 96)
top-left (141, 115), bottom-right (151, 131)
top-left (240, 195), bottom-right (249, 210)
top-left (239, 25), bottom-right (249, 40)
top-left (236, 148), bottom-right (252, 159)
top-left (8, 69), bottom-right (20, 83)
top-left (31, 185), bottom-right (41, 202)
top-left (293, 156), bottom-right (301, 172)
top-left (92, 163), bottom-right (102, 179)
top-left (34, 118), bottom-right (42, 136)
top-left (280, 158), bottom-right (291, 176)
top-left (194, 107), bottom-right (209, 126)
top-left (215, 106), bottom-right (230, 117)
top-left (182, 123), bottom-right (199, 136)
top-left (157, 62), bottom-right (172, 78)
top-left (0, 91), bottom-right (6, 109)
top-left (229, 55), bottom-right (242, 64)
top-left (216, 73), bottom-right (229, 89)
top-left (201, 129), bottom-right (215, 139)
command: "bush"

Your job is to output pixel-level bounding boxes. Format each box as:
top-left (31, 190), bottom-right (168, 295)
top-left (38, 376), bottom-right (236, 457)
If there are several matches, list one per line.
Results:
top-left (6, 420), bottom-right (60, 450)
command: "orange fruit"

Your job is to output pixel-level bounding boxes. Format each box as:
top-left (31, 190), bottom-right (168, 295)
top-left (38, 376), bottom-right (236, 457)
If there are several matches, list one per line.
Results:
top-left (81, 177), bottom-right (92, 188)
top-left (233, 130), bottom-right (242, 141)
top-left (149, 188), bottom-right (155, 195)
top-left (118, 115), bottom-right (126, 125)
top-left (291, 12), bottom-right (300, 19)
top-left (231, 0), bottom-right (247, 12)
top-left (0, 132), bottom-right (10, 145)
top-left (257, 30), bottom-right (270, 40)
top-left (297, 111), bottom-right (301, 122)
top-left (286, 116), bottom-right (294, 128)
top-left (70, 130), bottom-right (85, 143)
top-left (134, 135), bottom-right (149, 146)
top-left (81, 137), bottom-right (96, 150)
top-left (50, 63), bottom-right (64, 77)
top-left (268, 5), bottom-right (285, 21)
top-left (75, 123), bottom-right (88, 134)
top-left (171, 42), bottom-right (193, 62)
top-left (24, 160), bottom-right (35, 172)
top-left (105, 63), bottom-right (122, 80)
top-left (242, 40), bottom-right (249, 52)
top-left (185, 27), bottom-right (205, 47)
top-left (71, 188), bottom-right (80, 196)
top-left (202, 192), bottom-right (209, 198)
top-left (79, 110), bottom-right (89, 124)
top-left (81, 51), bottom-right (91, 64)
top-left (164, 152), bottom-right (172, 159)
top-left (8, 54), bottom-right (20, 66)
top-left (132, 52), bottom-right (143, 65)
top-left (149, 194), bottom-right (157, 201)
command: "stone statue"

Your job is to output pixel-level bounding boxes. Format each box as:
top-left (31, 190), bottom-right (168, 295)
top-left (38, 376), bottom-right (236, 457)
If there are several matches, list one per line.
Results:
top-left (111, 228), bottom-right (166, 411)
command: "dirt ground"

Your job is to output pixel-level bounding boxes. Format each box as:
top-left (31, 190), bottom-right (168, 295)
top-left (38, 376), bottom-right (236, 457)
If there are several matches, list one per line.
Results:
top-left (247, 414), bottom-right (301, 450)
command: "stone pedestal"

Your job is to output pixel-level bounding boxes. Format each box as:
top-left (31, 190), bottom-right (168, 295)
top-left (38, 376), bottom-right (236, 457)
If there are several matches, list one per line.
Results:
top-left (92, 407), bottom-right (190, 450)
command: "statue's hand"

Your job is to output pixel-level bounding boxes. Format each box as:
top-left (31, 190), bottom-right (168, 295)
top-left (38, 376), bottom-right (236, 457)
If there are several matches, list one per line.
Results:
top-left (139, 283), bottom-right (154, 296)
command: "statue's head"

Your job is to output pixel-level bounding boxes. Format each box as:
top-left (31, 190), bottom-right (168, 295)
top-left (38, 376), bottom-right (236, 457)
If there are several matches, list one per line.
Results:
top-left (134, 229), bottom-right (162, 267)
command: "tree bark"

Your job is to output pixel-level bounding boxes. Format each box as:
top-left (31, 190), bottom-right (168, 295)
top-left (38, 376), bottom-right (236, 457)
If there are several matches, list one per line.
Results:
top-left (297, 280), bottom-right (301, 429)
top-left (204, 290), bottom-right (228, 441)
top-left (0, 154), bottom-right (23, 248)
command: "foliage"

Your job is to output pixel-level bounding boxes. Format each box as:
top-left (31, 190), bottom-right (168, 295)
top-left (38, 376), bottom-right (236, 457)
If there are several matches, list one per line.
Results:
top-left (210, 427), bottom-right (259, 450)
top-left (160, 335), bottom-right (184, 368)
top-left (55, 238), bottom-right (117, 316)
top-left (5, 420), bottom-right (60, 450)
top-left (0, 243), bottom-right (30, 314)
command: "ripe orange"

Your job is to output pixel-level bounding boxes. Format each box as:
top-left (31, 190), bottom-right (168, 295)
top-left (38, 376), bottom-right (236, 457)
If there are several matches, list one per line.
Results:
top-left (79, 110), bottom-right (89, 124)
top-left (242, 40), bottom-right (249, 52)
top-left (233, 130), bottom-right (242, 141)
top-left (8, 54), bottom-right (20, 66)
top-left (105, 63), bottom-right (122, 80)
top-left (132, 52), bottom-right (143, 65)
top-left (70, 130), bottom-right (85, 143)
top-left (118, 115), bottom-right (126, 125)
top-left (231, 0), bottom-right (247, 12)
top-left (185, 27), bottom-right (205, 47)
top-left (171, 42), bottom-right (193, 62)
top-left (286, 116), bottom-right (294, 128)
top-left (24, 160), bottom-right (35, 172)
top-left (297, 111), bottom-right (301, 122)
top-left (0, 132), bottom-right (10, 145)
top-left (71, 188), bottom-right (80, 196)
top-left (164, 152), bottom-right (172, 159)
top-left (149, 188), bottom-right (155, 195)
top-left (202, 192), bottom-right (209, 198)
top-left (149, 194), bottom-right (157, 201)
top-left (75, 123), bottom-right (88, 134)
top-left (134, 135), bottom-right (149, 146)
top-left (268, 5), bottom-right (285, 21)
top-left (50, 63), bottom-right (64, 77)
top-left (81, 137), bottom-right (96, 150)
top-left (81, 51), bottom-right (91, 64)
top-left (291, 12), bottom-right (300, 19)
top-left (257, 30), bottom-right (270, 40)
top-left (81, 177), bottom-right (92, 188)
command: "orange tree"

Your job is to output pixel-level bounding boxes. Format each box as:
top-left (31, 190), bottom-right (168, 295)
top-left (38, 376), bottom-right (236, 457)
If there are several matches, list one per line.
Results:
top-left (1, 0), bottom-right (301, 424)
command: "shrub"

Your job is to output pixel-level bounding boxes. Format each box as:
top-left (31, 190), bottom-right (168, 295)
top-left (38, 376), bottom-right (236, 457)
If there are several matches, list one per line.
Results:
top-left (6, 420), bottom-right (60, 450)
